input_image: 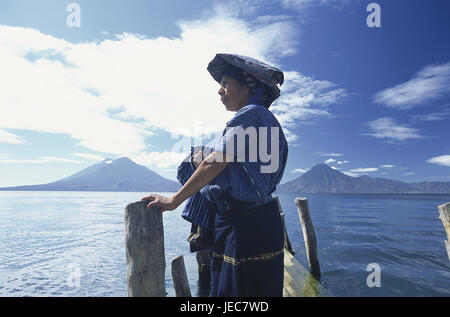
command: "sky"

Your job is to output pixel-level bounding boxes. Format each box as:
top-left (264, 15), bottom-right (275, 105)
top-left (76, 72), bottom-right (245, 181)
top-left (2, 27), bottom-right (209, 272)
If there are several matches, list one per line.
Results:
top-left (0, 0), bottom-right (449, 187)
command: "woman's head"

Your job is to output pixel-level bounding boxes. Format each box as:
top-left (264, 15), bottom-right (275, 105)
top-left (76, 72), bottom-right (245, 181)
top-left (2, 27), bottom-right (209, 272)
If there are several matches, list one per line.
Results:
top-left (218, 72), bottom-right (251, 112)
top-left (208, 54), bottom-right (284, 108)
top-left (219, 65), bottom-right (270, 111)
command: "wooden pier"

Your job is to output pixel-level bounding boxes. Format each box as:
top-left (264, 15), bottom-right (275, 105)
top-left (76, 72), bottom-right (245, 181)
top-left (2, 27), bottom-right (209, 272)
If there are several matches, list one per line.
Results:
top-left (438, 202), bottom-right (450, 260)
top-left (124, 196), bottom-right (329, 297)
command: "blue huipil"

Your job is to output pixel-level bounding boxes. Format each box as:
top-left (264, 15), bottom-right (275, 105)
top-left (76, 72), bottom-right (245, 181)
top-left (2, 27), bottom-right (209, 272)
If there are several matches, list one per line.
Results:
top-left (202, 103), bottom-right (288, 297)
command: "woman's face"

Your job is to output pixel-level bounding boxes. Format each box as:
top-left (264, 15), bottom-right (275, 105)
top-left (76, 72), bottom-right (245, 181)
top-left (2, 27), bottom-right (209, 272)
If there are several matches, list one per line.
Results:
top-left (218, 75), bottom-right (250, 112)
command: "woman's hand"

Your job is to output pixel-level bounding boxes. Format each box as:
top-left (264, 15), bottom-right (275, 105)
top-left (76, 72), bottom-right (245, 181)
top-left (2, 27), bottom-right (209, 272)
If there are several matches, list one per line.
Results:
top-left (142, 151), bottom-right (228, 213)
top-left (192, 149), bottom-right (203, 169)
top-left (140, 194), bottom-right (180, 212)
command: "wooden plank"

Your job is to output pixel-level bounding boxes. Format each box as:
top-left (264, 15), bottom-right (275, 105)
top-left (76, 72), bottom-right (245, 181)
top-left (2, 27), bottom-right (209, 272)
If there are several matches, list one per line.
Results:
top-left (438, 202), bottom-right (450, 260)
top-left (446, 241), bottom-right (450, 261)
top-left (283, 251), bottom-right (329, 297)
top-left (171, 255), bottom-right (192, 297)
top-left (124, 200), bottom-right (166, 297)
top-left (295, 197), bottom-right (321, 280)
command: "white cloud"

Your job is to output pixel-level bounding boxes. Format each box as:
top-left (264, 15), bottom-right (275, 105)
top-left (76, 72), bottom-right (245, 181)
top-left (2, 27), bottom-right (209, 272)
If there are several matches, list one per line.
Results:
top-left (426, 155), bottom-right (450, 167)
top-left (291, 168), bottom-right (307, 173)
top-left (374, 62), bottom-right (450, 109)
top-left (272, 71), bottom-right (347, 132)
top-left (410, 109), bottom-right (450, 122)
top-left (324, 158), bottom-right (336, 164)
top-left (73, 153), bottom-right (105, 162)
top-left (130, 151), bottom-right (188, 169)
top-left (0, 129), bottom-right (24, 144)
top-left (0, 26), bottom-right (148, 155)
top-left (380, 164), bottom-right (395, 168)
top-left (159, 168), bottom-right (177, 173)
top-left (318, 152), bottom-right (343, 157)
top-left (336, 160), bottom-right (349, 164)
top-left (365, 117), bottom-right (424, 142)
top-left (0, 156), bottom-right (82, 164)
top-left (0, 13), bottom-right (296, 158)
top-left (403, 172), bottom-right (415, 176)
top-left (212, 0), bottom-right (266, 18)
top-left (342, 171), bottom-right (359, 177)
top-left (0, 5), bottom-right (348, 168)
top-left (40, 157), bottom-right (83, 163)
top-left (348, 167), bottom-right (378, 173)
top-left (280, 0), bottom-right (354, 11)
top-left (214, 0), bottom-right (354, 16)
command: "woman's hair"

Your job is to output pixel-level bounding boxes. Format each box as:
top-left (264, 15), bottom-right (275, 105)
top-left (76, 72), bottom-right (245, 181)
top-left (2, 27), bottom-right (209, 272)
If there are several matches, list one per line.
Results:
top-left (221, 65), bottom-right (248, 86)
top-left (222, 65), bottom-right (271, 108)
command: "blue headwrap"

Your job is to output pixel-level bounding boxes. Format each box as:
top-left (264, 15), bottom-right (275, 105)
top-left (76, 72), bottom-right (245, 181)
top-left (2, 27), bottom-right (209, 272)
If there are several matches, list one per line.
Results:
top-left (247, 86), bottom-right (266, 106)
top-left (242, 71), bottom-right (269, 107)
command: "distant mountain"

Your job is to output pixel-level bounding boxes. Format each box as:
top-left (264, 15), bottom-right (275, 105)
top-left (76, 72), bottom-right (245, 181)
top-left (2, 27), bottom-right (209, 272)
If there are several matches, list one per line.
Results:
top-left (276, 163), bottom-right (450, 194)
top-left (0, 157), bottom-right (181, 192)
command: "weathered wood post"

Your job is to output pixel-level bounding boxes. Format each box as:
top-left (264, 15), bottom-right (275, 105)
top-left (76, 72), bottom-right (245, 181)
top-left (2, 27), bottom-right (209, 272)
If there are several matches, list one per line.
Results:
top-left (171, 255), bottom-right (192, 297)
top-left (295, 197), bottom-right (321, 280)
top-left (125, 200), bottom-right (166, 297)
top-left (438, 202), bottom-right (450, 260)
top-left (274, 196), bottom-right (294, 254)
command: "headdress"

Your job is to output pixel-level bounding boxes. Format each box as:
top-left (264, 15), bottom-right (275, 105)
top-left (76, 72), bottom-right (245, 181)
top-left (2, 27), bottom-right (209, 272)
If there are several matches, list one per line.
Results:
top-left (207, 53), bottom-right (284, 108)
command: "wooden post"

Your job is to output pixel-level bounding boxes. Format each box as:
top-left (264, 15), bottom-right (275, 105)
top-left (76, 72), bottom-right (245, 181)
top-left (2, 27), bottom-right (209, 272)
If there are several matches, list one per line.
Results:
top-left (295, 197), bottom-right (321, 280)
top-left (125, 200), bottom-right (166, 297)
top-left (438, 202), bottom-right (450, 260)
top-left (171, 255), bottom-right (192, 297)
top-left (274, 196), bottom-right (294, 254)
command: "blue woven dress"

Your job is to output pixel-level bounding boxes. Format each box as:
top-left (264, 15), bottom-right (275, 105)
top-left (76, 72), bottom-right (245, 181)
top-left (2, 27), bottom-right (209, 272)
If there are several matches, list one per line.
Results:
top-left (203, 104), bottom-right (288, 297)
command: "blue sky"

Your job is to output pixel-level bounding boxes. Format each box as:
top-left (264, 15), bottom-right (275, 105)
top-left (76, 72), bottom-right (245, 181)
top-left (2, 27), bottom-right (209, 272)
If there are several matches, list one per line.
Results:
top-left (0, 0), bottom-right (449, 187)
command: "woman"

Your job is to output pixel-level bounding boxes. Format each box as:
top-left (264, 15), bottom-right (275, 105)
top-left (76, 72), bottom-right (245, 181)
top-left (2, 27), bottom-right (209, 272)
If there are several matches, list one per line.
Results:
top-left (142, 53), bottom-right (288, 297)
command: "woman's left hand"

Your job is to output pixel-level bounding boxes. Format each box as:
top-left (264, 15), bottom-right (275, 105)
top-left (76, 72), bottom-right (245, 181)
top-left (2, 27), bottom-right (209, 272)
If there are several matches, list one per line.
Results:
top-left (140, 194), bottom-right (179, 212)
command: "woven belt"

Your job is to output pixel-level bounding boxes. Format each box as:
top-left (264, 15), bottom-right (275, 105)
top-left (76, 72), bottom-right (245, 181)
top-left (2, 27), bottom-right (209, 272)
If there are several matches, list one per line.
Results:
top-left (212, 249), bottom-right (284, 266)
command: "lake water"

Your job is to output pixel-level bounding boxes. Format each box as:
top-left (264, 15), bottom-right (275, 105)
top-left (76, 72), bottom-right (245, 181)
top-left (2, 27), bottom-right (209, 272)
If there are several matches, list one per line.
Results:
top-left (0, 191), bottom-right (449, 297)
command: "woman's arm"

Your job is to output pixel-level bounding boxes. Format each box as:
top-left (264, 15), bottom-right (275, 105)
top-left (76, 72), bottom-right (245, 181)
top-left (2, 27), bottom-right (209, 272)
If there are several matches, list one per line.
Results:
top-left (141, 151), bottom-right (228, 212)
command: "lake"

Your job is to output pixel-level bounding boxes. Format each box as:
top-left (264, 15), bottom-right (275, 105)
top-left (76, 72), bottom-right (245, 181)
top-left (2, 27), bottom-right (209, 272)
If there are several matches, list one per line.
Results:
top-left (0, 191), bottom-right (449, 297)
